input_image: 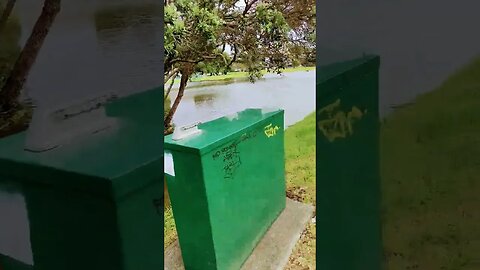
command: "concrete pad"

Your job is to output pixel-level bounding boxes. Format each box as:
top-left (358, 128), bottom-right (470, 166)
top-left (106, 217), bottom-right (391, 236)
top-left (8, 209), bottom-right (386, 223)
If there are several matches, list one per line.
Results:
top-left (164, 198), bottom-right (314, 270)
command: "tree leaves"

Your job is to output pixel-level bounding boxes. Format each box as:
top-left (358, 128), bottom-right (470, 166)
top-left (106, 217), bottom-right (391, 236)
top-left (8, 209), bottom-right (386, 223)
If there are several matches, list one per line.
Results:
top-left (163, 0), bottom-right (315, 129)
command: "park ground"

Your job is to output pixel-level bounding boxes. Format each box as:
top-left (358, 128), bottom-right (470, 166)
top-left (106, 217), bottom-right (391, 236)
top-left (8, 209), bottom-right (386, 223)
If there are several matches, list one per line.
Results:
top-left (381, 57), bottom-right (480, 269)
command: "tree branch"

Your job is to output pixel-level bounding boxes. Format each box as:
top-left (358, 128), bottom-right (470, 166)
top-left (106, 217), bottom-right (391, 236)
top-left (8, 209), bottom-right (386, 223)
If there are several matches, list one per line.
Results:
top-left (164, 70), bottom-right (178, 100)
top-left (0, 0), bottom-right (16, 34)
top-left (243, 0), bottom-right (259, 16)
top-left (164, 65), bottom-right (194, 131)
top-left (0, 0), bottom-right (61, 112)
top-left (171, 55), bottom-right (218, 65)
top-left (227, 44), bottom-right (238, 69)
top-left (164, 67), bottom-right (180, 83)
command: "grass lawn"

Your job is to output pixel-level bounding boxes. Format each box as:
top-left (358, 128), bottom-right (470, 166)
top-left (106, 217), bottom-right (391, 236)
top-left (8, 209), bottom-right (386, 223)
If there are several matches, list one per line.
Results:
top-left (381, 57), bottom-right (480, 269)
top-left (173, 66), bottom-right (316, 84)
top-left (283, 112), bottom-right (316, 270)
top-left (164, 112), bottom-right (317, 269)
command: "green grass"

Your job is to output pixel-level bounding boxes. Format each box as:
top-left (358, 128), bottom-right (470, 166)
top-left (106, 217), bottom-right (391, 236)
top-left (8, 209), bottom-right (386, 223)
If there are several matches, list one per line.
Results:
top-left (173, 66), bottom-right (316, 84)
top-left (284, 113), bottom-right (316, 206)
top-left (381, 57), bottom-right (480, 270)
top-left (164, 206), bottom-right (177, 250)
top-left (283, 113), bottom-right (316, 270)
top-left (164, 112), bottom-right (317, 269)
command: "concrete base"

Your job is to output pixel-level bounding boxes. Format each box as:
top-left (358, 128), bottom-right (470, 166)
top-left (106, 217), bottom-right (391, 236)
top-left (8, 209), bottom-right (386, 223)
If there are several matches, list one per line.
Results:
top-left (164, 198), bottom-right (315, 270)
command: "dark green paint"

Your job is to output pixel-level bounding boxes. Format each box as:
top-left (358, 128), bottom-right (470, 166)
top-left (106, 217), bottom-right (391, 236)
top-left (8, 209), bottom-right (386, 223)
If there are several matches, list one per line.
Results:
top-left (316, 55), bottom-right (382, 270)
top-left (0, 88), bottom-right (163, 270)
top-left (0, 254), bottom-right (32, 270)
top-left (165, 109), bottom-right (286, 270)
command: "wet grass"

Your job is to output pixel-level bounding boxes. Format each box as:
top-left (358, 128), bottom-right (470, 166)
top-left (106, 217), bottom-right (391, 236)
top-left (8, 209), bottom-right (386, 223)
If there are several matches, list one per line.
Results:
top-left (381, 57), bottom-right (480, 269)
top-left (164, 206), bottom-right (176, 250)
top-left (284, 112), bottom-right (316, 206)
top-left (283, 112), bottom-right (316, 270)
top-left (173, 66), bottom-right (316, 84)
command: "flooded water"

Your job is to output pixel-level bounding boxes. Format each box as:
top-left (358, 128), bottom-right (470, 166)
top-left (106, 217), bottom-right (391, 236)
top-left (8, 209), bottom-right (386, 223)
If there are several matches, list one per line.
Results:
top-left (2, 0), bottom-right (162, 151)
top-left (13, 0), bottom-right (162, 107)
top-left (318, 0), bottom-right (480, 117)
top-left (169, 71), bottom-right (316, 128)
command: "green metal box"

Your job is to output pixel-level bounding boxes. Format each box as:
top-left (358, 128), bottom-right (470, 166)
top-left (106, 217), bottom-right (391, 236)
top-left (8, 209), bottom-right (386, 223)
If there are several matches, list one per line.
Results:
top-left (165, 108), bottom-right (286, 270)
top-left (0, 89), bottom-right (163, 270)
top-left (316, 55), bottom-right (382, 270)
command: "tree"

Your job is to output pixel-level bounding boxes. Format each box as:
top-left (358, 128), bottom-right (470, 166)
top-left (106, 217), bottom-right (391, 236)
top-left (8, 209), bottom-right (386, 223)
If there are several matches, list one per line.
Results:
top-left (164, 0), bottom-right (315, 134)
top-left (0, 0), bottom-right (15, 34)
top-left (0, 0), bottom-right (61, 113)
top-left (0, 2), bottom-right (20, 87)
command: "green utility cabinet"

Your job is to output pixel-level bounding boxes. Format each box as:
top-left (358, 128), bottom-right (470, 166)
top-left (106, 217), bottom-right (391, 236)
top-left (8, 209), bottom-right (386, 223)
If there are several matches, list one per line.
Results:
top-left (316, 55), bottom-right (382, 270)
top-left (165, 108), bottom-right (286, 270)
top-left (0, 88), bottom-right (164, 270)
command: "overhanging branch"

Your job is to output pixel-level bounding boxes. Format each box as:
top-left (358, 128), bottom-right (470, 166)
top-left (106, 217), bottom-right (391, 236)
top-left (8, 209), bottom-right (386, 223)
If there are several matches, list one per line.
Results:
top-left (171, 55), bottom-right (218, 65)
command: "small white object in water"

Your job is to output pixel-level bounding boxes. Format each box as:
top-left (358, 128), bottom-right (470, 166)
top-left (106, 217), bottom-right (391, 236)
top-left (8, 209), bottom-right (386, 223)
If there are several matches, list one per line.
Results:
top-left (172, 122), bottom-right (202, 141)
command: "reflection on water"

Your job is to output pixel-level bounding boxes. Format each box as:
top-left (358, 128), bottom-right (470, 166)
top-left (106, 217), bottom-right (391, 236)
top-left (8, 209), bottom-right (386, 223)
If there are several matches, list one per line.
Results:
top-left (193, 93), bottom-right (218, 106)
top-left (1, 0), bottom-right (162, 150)
top-left (13, 0), bottom-right (162, 107)
top-left (171, 71), bottom-right (315, 128)
top-left (319, 0), bottom-right (480, 117)
top-left (0, 4), bottom-right (21, 89)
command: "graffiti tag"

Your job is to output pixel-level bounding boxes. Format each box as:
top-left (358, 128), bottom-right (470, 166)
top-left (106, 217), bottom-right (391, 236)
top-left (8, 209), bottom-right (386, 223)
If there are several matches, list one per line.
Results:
top-left (212, 130), bottom-right (257, 179)
top-left (264, 123), bottom-right (280, 138)
top-left (317, 99), bottom-right (367, 142)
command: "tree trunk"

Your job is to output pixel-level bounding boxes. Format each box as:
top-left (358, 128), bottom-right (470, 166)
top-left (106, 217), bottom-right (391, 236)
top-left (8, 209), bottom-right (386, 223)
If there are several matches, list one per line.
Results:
top-left (0, 0), bottom-right (16, 34)
top-left (164, 70), bottom-right (177, 99)
top-left (0, 0), bottom-right (61, 112)
top-left (164, 69), bottom-right (191, 130)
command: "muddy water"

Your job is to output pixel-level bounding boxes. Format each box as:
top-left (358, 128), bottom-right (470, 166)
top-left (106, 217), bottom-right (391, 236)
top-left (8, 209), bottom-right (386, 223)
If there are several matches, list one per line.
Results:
top-left (169, 71), bottom-right (316, 129)
top-left (13, 0), bottom-right (162, 107)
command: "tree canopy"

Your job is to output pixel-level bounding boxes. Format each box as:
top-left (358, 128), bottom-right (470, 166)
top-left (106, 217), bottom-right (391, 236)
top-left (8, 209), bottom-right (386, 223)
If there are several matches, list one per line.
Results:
top-left (164, 0), bottom-right (315, 134)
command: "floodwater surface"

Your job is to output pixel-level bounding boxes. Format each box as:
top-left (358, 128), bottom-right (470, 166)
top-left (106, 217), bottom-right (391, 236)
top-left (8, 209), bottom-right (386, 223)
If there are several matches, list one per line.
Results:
top-left (318, 0), bottom-right (480, 117)
top-left (169, 71), bottom-right (316, 129)
top-left (13, 0), bottom-right (162, 107)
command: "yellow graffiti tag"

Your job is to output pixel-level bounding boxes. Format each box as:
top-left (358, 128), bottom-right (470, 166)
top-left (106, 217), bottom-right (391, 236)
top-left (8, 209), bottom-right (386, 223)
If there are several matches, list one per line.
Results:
top-left (264, 123), bottom-right (280, 138)
top-left (317, 99), bottom-right (367, 142)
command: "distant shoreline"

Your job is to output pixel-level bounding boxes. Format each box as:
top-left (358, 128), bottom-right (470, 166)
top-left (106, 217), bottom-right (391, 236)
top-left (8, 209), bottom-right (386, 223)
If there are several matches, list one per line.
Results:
top-left (171, 66), bottom-right (315, 85)
top-left (166, 66), bottom-right (316, 91)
